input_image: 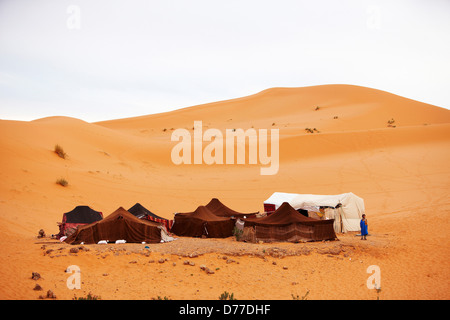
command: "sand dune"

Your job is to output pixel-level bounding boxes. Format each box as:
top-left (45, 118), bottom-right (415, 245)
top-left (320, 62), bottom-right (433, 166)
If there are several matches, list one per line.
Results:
top-left (0, 85), bottom-right (449, 300)
top-left (97, 85), bottom-right (450, 134)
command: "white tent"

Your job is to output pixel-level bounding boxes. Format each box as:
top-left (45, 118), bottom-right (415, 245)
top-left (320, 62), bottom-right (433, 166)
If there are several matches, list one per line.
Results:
top-left (263, 192), bottom-right (365, 233)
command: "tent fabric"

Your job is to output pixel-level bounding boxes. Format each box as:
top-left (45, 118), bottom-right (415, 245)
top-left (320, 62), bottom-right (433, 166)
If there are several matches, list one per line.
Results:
top-left (263, 193), bottom-right (300, 210)
top-left (171, 206), bottom-right (235, 238)
top-left (242, 202), bottom-right (337, 242)
top-left (264, 193), bottom-right (300, 213)
top-left (263, 192), bottom-right (365, 232)
top-left (235, 219), bottom-right (245, 231)
top-left (128, 203), bottom-right (173, 231)
top-left (62, 206), bottom-right (103, 224)
top-left (205, 198), bottom-right (258, 218)
top-left (57, 206), bottom-right (103, 238)
top-left (128, 203), bottom-right (164, 220)
top-left (64, 207), bottom-right (163, 244)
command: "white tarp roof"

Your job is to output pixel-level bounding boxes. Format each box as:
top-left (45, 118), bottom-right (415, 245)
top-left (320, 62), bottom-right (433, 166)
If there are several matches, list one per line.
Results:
top-left (263, 192), bottom-right (299, 208)
top-left (264, 192), bottom-right (363, 210)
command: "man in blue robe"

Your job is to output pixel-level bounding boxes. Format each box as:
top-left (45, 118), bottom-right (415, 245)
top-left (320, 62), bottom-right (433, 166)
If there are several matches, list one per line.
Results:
top-left (360, 214), bottom-right (368, 240)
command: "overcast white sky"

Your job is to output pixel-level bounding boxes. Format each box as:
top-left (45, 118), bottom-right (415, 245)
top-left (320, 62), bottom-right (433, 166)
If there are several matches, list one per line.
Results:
top-left (0, 0), bottom-right (449, 122)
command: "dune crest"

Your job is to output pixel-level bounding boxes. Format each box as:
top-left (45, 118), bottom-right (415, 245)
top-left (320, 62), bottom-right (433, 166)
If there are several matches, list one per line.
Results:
top-left (97, 85), bottom-right (450, 135)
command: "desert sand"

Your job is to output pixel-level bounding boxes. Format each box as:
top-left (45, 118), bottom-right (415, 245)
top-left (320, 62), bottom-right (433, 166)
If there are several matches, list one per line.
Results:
top-left (0, 84), bottom-right (449, 300)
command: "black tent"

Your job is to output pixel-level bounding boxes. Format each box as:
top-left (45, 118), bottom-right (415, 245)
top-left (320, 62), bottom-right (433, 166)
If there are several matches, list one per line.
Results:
top-left (128, 203), bottom-right (173, 231)
top-left (171, 206), bottom-right (235, 238)
top-left (57, 205), bottom-right (103, 238)
top-left (242, 202), bottom-right (337, 242)
top-left (65, 207), bottom-right (162, 244)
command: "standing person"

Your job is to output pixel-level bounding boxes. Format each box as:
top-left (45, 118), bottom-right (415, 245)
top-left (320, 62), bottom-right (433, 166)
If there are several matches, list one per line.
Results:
top-left (360, 214), bottom-right (368, 240)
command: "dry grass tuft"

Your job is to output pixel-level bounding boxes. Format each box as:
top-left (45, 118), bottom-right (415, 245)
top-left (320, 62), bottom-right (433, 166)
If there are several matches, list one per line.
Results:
top-left (56, 178), bottom-right (68, 187)
top-left (54, 144), bottom-right (67, 159)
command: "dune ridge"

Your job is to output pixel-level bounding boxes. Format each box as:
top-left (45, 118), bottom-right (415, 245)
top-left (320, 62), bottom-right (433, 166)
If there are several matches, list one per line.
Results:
top-left (97, 85), bottom-right (450, 134)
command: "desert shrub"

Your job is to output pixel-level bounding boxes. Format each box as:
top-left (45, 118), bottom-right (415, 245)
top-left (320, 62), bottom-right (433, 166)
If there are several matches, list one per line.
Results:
top-left (219, 291), bottom-right (236, 300)
top-left (56, 178), bottom-right (68, 187)
top-left (387, 118), bottom-right (396, 127)
top-left (152, 296), bottom-right (171, 300)
top-left (73, 292), bottom-right (101, 300)
top-left (291, 290), bottom-right (310, 300)
top-left (232, 227), bottom-right (243, 241)
top-left (374, 283), bottom-right (381, 300)
top-left (305, 128), bottom-right (320, 134)
top-left (54, 144), bottom-right (67, 159)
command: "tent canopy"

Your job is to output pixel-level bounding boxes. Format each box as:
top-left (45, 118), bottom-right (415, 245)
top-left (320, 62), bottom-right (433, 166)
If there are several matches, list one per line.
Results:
top-left (63, 205), bottom-right (103, 224)
top-left (128, 203), bottom-right (166, 220)
top-left (263, 193), bottom-right (299, 210)
top-left (57, 205), bottom-right (103, 238)
top-left (205, 198), bottom-right (258, 218)
top-left (264, 192), bottom-right (363, 209)
top-left (128, 203), bottom-right (173, 231)
top-left (171, 206), bottom-right (235, 238)
top-left (64, 207), bottom-right (163, 244)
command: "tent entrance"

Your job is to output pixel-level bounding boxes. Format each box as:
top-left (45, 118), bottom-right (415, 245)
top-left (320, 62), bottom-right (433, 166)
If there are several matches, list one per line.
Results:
top-left (297, 209), bottom-right (308, 217)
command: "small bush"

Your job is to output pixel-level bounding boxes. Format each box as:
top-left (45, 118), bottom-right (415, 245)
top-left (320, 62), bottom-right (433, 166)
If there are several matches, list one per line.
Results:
top-left (232, 227), bottom-right (243, 241)
top-left (305, 128), bottom-right (320, 134)
top-left (292, 290), bottom-right (310, 300)
top-left (374, 283), bottom-right (381, 300)
top-left (387, 118), bottom-right (396, 128)
top-left (56, 178), bottom-right (68, 187)
top-left (219, 291), bottom-right (236, 300)
top-left (54, 144), bottom-right (67, 159)
top-left (152, 296), bottom-right (171, 300)
top-left (73, 293), bottom-right (101, 300)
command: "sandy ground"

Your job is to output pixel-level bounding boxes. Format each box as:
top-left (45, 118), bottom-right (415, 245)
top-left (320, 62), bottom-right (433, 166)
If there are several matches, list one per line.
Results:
top-left (0, 85), bottom-right (449, 300)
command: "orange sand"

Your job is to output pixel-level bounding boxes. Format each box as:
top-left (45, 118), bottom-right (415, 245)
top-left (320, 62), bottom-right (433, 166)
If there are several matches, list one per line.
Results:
top-left (0, 84), bottom-right (449, 300)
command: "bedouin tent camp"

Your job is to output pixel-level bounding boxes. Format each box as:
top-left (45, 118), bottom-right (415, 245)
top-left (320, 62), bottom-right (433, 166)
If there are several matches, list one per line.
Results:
top-left (57, 205), bottom-right (103, 238)
top-left (170, 206), bottom-right (235, 238)
top-left (205, 198), bottom-right (259, 219)
top-left (241, 202), bottom-right (337, 242)
top-left (128, 203), bottom-right (173, 231)
top-left (64, 207), bottom-right (173, 244)
top-left (263, 192), bottom-right (365, 233)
